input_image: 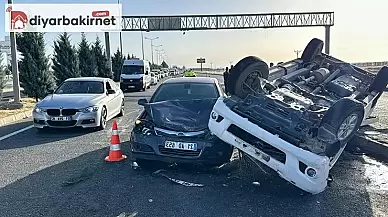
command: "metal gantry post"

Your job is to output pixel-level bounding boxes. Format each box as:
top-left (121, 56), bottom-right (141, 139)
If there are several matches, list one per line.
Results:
top-left (8, 0), bottom-right (21, 104)
top-left (325, 26), bottom-right (330, 55)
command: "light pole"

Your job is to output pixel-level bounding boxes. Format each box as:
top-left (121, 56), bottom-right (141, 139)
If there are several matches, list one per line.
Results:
top-left (118, 0), bottom-right (122, 54)
top-left (141, 31), bottom-right (144, 59)
top-left (144, 37), bottom-right (158, 64)
top-left (153, 45), bottom-right (162, 65)
top-left (8, 0), bottom-right (21, 104)
top-left (155, 49), bottom-right (164, 65)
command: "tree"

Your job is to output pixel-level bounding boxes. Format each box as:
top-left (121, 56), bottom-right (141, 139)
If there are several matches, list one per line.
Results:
top-left (131, 54), bottom-right (136, 58)
top-left (92, 37), bottom-right (111, 78)
top-left (0, 55), bottom-right (7, 100)
top-left (161, 61), bottom-right (169, 68)
top-left (16, 33), bottom-right (55, 102)
top-left (111, 48), bottom-right (124, 82)
top-left (78, 33), bottom-right (97, 77)
top-left (52, 32), bottom-right (79, 85)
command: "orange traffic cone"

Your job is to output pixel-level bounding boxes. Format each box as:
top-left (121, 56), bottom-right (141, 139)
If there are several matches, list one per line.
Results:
top-left (105, 120), bottom-right (127, 162)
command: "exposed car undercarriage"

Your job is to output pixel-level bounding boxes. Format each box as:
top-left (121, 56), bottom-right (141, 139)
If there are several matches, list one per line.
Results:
top-left (225, 39), bottom-right (387, 158)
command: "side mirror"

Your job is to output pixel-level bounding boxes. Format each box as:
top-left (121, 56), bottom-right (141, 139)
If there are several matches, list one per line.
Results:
top-left (138, 98), bottom-right (148, 106)
top-left (107, 89), bottom-right (116, 95)
top-left (47, 88), bottom-right (55, 95)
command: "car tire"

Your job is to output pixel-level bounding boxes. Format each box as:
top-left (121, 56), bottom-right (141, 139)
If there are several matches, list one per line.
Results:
top-left (97, 106), bottom-right (107, 131)
top-left (36, 127), bottom-right (46, 132)
top-left (301, 38), bottom-right (324, 63)
top-left (227, 56), bottom-right (269, 99)
top-left (117, 99), bottom-right (124, 117)
top-left (320, 98), bottom-right (364, 157)
top-left (367, 66), bottom-right (388, 109)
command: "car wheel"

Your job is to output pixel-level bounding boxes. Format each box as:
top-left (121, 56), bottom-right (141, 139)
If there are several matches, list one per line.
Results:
top-left (97, 106), bottom-right (107, 131)
top-left (147, 84), bottom-right (151, 89)
top-left (301, 38), bottom-right (324, 63)
top-left (320, 98), bottom-right (364, 157)
top-left (227, 56), bottom-right (269, 99)
top-left (117, 99), bottom-right (124, 117)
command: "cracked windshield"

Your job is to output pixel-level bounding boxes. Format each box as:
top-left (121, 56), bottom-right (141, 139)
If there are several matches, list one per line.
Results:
top-left (0, 0), bottom-right (387, 216)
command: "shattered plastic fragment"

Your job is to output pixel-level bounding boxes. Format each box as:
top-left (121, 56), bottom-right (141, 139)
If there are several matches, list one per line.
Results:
top-left (117, 211), bottom-right (138, 217)
top-left (132, 162), bottom-right (139, 169)
top-left (160, 173), bottom-right (204, 187)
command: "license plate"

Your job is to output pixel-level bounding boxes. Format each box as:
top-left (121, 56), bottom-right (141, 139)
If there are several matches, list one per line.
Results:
top-left (164, 141), bottom-right (197, 151)
top-left (51, 116), bottom-right (72, 121)
top-left (128, 85), bottom-right (135, 88)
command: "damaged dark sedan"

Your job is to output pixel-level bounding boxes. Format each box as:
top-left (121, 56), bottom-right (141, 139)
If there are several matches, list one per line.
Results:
top-left (130, 77), bottom-right (233, 167)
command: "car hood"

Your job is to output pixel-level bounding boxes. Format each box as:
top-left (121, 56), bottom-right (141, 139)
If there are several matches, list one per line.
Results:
top-left (144, 99), bottom-right (217, 132)
top-left (38, 94), bottom-right (105, 108)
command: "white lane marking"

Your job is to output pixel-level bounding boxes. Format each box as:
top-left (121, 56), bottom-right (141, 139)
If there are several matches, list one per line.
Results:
top-left (0, 125), bottom-right (34, 141)
top-left (0, 109), bottom-right (141, 142)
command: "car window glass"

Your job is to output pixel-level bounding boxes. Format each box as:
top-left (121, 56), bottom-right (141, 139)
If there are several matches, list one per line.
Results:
top-left (55, 81), bottom-right (104, 94)
top-left (151, 83), bottom-right (219, 102)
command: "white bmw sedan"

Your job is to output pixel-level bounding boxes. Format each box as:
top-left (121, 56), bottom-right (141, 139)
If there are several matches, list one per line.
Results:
top-left (33, 77), bottom-right (125, 131)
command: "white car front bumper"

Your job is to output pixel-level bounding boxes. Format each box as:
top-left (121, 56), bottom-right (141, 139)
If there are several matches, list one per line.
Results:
top-left (33, 110), bottom-right (101, 129)
top-left (208, 98), bottom-right (331, 194)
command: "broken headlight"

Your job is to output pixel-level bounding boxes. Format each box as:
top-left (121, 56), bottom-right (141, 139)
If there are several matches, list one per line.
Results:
top-left (134, 119), bottom-right (155, 135)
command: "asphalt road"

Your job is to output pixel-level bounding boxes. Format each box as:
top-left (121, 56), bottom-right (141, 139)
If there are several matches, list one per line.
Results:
top-left (0, 75), bottom-right (387, 217)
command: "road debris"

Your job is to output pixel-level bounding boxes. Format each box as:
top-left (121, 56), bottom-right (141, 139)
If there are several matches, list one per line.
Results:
top-left (153, 169), bottom-right (204, 187)
top-left (62, 169), bottom-right (93, 186)
top-left (117, 211), bottom-right (138, 217)
top-left (132, 162), bottom-right (139, 170)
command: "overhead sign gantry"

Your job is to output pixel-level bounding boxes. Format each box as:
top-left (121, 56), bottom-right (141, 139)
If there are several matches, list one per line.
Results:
top-left (120, 12), bottom-right (334, 53)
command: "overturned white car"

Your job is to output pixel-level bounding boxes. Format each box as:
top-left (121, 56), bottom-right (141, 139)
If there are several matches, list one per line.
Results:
top-left (208, 38), bottom-right (388, 194)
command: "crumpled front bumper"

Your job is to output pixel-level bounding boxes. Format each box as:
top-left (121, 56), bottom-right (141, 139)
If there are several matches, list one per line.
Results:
top-left (208, 98), bottom-right (331, 194)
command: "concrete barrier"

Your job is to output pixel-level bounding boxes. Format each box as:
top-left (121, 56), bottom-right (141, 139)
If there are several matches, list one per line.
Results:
top-left (0, 110), bottom-right (32, 127)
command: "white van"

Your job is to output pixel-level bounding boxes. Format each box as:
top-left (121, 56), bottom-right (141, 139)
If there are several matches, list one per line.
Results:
top-left (120, 59), bottom-right (151, 91)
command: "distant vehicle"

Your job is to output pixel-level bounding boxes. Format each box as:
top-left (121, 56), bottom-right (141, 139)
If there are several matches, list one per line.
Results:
top-left (130, 77), bottom-right (233, 168)
top-left (151, 72), bottom-right (158, 85)
top-left (120, 59), bottom-right (151, 91)
top-left (151, 69), bottom-right (161, 80)
top-left (169, 69), bottom-right (176, 76)
top-left (33, 77), bottom-right (124, 131)
top-left (184, 71), bottom-right (196, 77)
top-left (163, 69), bottom-right (169, 78)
